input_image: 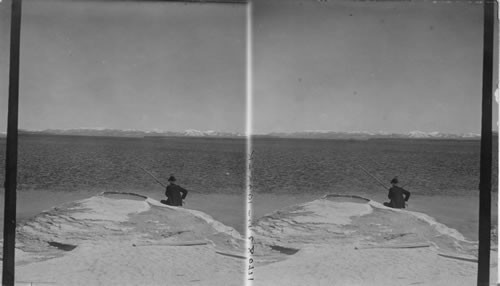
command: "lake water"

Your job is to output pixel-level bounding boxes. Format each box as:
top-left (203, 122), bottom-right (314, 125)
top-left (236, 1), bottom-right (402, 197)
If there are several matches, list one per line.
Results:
top-left (0, 135), bottom-right (247, 233)
top-left (250, 137), bottom-right (499, 241)
top-left (0, 134), bottom-right (246, 194)
top-left (2, 135), bottom-right (495, 197)
top-left (0, 135), bottom-right (497, 238)
top-left (251, 137), bottom-right (498, 196)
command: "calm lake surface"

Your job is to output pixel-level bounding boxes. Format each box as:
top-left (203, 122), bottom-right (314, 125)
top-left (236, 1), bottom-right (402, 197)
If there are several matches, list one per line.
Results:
top-left (251, 137), bottom-right (498, 196)
top-left (0, 135), bottom-right (497, 196)
top-left (0, 134), bottom-right (246, 194)
top-left (0, 135), bottom-right (497, 237)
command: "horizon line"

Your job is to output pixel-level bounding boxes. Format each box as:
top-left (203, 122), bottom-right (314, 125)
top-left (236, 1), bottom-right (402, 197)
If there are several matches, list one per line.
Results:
top-left (4, 127), bottom-right (496, 136)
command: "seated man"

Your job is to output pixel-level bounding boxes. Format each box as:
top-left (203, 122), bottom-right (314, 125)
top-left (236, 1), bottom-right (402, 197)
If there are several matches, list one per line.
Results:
top-left (383, 177), bottom-right (410, 209)
top-left (161, 176), bottom-right (188, 206)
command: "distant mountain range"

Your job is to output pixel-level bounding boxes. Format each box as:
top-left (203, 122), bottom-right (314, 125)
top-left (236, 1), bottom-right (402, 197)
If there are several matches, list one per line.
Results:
top-left (16, 128), bottom-right (244, 138)
top-left (257, 130), bottom-right (486, 140)
top-left (3, 129), bottom-right (496, 140)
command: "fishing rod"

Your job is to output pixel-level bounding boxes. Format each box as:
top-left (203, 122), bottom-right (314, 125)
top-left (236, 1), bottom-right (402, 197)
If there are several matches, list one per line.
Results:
top-left (363, 156), bottom-right (414, 189)
top-left (136, 165), bottom-right (167, 188)
top-left (401, 179), bottom-right (413, 189)
top-left (135, 166), bottom-right (188, 206)
top-left (358, 165), bottom-right (390, 190)
top-left (358, 165), bottom-right (412, 208)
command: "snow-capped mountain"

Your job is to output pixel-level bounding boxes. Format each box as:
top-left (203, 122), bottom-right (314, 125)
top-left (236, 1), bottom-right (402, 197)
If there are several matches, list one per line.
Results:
top-left (406, 131), bottom-right (481, 139)
top-left (182, 129), bottom-right (243, 137)
top-left (259, 130), bottom-right (483, 140)
top-left (11, 128), bottom-right (490, 140)
top-left (18, 128), bottom-right (243, 138)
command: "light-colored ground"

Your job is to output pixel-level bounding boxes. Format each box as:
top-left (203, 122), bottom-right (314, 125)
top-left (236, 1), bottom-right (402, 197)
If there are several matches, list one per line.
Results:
top-left (16, 240), bottom-right (243, 286)
top-left (0, 190), bottom-right (496, 285)
top-left (145, 190), bottom-right (246, 235)
top-left (1, 193), bottom-right (245, 286)
top-left (252, 196), bottom-right (498, 286)
top-left (255, 244), bottom-right (496, 286)
top-left (0, 189), bottom-right (246, 235)
top-left (252, 192), bottom-right (499, 241)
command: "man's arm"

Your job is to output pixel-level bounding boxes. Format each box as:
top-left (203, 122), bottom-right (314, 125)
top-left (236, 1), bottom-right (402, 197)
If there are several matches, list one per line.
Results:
top-left (180, 186), bottom-right (188, 199)
top-left (403, 189), bottom-right (411, 201)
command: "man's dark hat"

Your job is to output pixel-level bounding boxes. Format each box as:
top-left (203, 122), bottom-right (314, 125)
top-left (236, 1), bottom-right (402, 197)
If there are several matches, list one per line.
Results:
top-left (168, 175), bottom-right (176, 182)
top-left (390, 177), bottom-right (398, 184)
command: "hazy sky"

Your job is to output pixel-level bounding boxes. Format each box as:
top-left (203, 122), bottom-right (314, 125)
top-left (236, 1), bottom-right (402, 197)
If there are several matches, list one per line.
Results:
top-left (252, 0), bottom-right (498, 134)
top-left (1, 0), bottom-right (498, 135)
top-left (0, 0), bottom-right (246, 133)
